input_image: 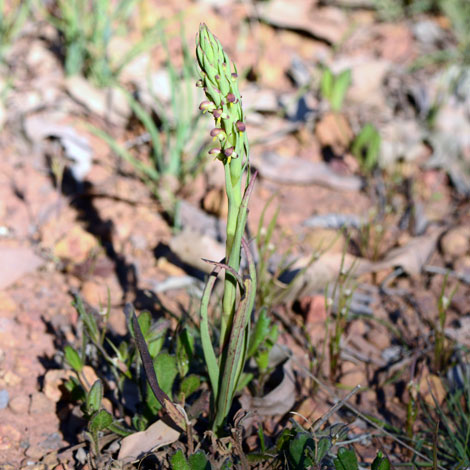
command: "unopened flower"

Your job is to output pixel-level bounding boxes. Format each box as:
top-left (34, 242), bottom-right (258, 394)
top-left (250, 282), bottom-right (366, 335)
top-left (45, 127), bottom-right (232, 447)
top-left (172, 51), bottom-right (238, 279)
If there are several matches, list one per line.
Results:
top-left (235, 121), bottom-right (246, 135)
top-left (226, 93), bottom-right (237, 105)
top-left (199, 100), bottom-right (216, 113)
top-left (223, 147), bottom-right (238, 163)
top-left (210, 128), bottom-right (226, 142)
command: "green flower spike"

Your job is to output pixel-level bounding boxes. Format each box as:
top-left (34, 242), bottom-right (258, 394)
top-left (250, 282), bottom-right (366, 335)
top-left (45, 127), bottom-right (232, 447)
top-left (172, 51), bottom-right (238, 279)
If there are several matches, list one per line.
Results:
top-left (196, 24), bottom-right (255, 433)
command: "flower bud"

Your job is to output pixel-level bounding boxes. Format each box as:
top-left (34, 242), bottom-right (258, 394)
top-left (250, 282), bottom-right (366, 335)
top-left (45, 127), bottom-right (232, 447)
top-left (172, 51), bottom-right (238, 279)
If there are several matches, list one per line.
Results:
top-left (226, 93), bottom-right (237, 104)
top-left (235, 121), bottom-right (246, 134)
top-left (210, 128), bottom-right (227, 141)
top-left (208, 148), bottom-right (222, 156)
top-left (196, 79), bottom-right (204, 88)
top-left (199, 100), bottom-right (216, 113)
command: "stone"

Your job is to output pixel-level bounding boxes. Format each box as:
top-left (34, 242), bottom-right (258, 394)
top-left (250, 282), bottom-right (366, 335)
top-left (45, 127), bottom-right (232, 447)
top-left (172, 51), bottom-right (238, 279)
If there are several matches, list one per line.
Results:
top-left (53, 226), bottom-right (99, 264)
top-left (418, 373), bottom-right (446, 407)
top-left (340, 361), bottom-right (367, 389)
top-left (202, 187), bottom-right (228, 218)
top-left (0, 389), bottom-right (9, 408)
top-left (80, 279), bottom-right (122, 307)
top-left (9, 395), bottom-right (30, 414)
top-left (315, 112), bottom-right (353, 152)
top-left (30, 392), bottom-right (55, 414)
top-left (440, 226), bottom-right (469, 259)
top-left (0, 245), bottom-right (44, 290)
top-left (43, 369), bottom-right (74, 402)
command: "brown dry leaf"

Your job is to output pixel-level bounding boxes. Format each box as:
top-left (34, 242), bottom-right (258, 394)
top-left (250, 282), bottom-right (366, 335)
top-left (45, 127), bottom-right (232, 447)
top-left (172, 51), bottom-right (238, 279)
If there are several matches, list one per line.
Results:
top-left (252, 152), bottom-right (362, 191)
top-left (372, 227), bottom-right (444, 277)
top-left (256, 0), bottom-right (348, 44)
top-left (280, 252), bottom-right (373, 303)
top-left (239, 359), bottom-right (296, 416)
top-left (118, 419), bottom-right (180, 461)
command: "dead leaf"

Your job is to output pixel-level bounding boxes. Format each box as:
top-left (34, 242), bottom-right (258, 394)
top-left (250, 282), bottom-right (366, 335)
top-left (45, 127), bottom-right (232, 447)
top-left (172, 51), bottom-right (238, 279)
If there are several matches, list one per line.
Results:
top-left (279, 252), bottom-right (373, 303)
top-left (239, 359), bottom-right (296, 416)
top-left (372, 227), bottom-right (444, 277)
top-left (118, 419), bottom-right (180, 461)
top-left (252, 152), bottom-right (362, 191)
top-left (256, 0), bottom-right (348, 44)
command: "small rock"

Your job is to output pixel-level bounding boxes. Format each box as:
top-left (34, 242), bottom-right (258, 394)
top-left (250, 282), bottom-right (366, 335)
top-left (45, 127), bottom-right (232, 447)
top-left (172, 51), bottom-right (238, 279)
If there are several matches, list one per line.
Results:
top-left (202, 187), bottom-right (228, 218)
top-left (440, 226), bottom-right (469, 259)
top-left (25, 446), bottom-right (46, 460)
top-left (53, 226), bottom-right (99, 264)
top-left (0, 389), bottom-right (9, 408)
top-left (418, 373), bottom-right (446, 407)
top-left (30, 392), bottom-right (55, 414)
top-left (65, 76), bottom-right (131, 127)
top-left (9, 395), bottom-right (30, 414)
top-left (81, 279), bottom-right (122, 307)
top-left (3, 370), bottom-right (22, 386)
top-left (340, 361), bottom-right (367, 388)
top-left (43, 369), bottom-right (74, 402)
top-left (315, 112), bottom-right (353, 152)
top-left (0, 245), bottom-right (44, 290)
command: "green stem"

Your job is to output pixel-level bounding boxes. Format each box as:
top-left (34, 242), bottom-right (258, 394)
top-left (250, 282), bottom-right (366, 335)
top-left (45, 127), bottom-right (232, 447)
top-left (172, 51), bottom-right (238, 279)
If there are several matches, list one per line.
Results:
top-left (220, 160), bottom-right (242, 345)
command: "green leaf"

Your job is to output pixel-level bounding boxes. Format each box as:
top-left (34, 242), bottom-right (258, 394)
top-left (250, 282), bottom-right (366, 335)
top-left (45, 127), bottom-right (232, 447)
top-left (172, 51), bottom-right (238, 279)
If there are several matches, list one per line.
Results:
top-left (179, 374), bottom-right (201, 400)
top-left (371, 452), bottom-right (391, 470)
top-left (288, 432), bottom-right (314, 469)
top-left (64, 345), bottom-right (83, 373)
top-left (331, 69), bottom-right (351, 111)
top-left (86, 379), bottom-right (103, 415)
top-left (177, 328), bottom-right (195, 378)
top-left (138, 311), bottom-right (152, 337)
top-left (334, 447), bottom-right (358, 470)
top-left (247, 308), bottom-right (270, 358)
top-left (316, 437), bottom-right (332, 464)
top-left (188, 451), bottom-right (211, 470)
top-left (321, 68), bottom-right (334, 102)
top-left (89, 409), bottom-right (113, 434)
top-left (146, 353), bottom-right (178, 413)
top-left (108, 421), bottom-right (132, 437)
top-left (171, 449), bottom-right (191, 470)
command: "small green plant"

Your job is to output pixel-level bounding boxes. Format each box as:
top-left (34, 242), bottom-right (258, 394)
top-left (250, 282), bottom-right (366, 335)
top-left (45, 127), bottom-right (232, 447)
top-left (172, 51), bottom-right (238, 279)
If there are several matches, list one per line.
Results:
top-left (327, 255), bottom-right (357, 381)
top-left (0, 0), bottom-right (31, 61)
top-left (351, 123), bottom-right (381, 173)
top-left (63, 295), bottom-right (201, 453)
top-left (320, 67), bottom-right (351, 112)
top-left (274, 419), bottom-right (392, 470)
top-left (415, 372), bottom-right (470, 469)
top-left (195, 23), bottom-right (257, 433)
top-left (48, 0), bottom-right (161, 86)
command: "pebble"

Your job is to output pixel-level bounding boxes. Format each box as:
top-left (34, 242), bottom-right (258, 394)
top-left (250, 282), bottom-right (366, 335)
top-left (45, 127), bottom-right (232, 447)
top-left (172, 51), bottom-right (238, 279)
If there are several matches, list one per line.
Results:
top-left (0, 389), bottom-right (9, 408)
top-left (29, 392), bottom-right (55, 414)
top-left (440, 226), bottom-right (469, 259)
